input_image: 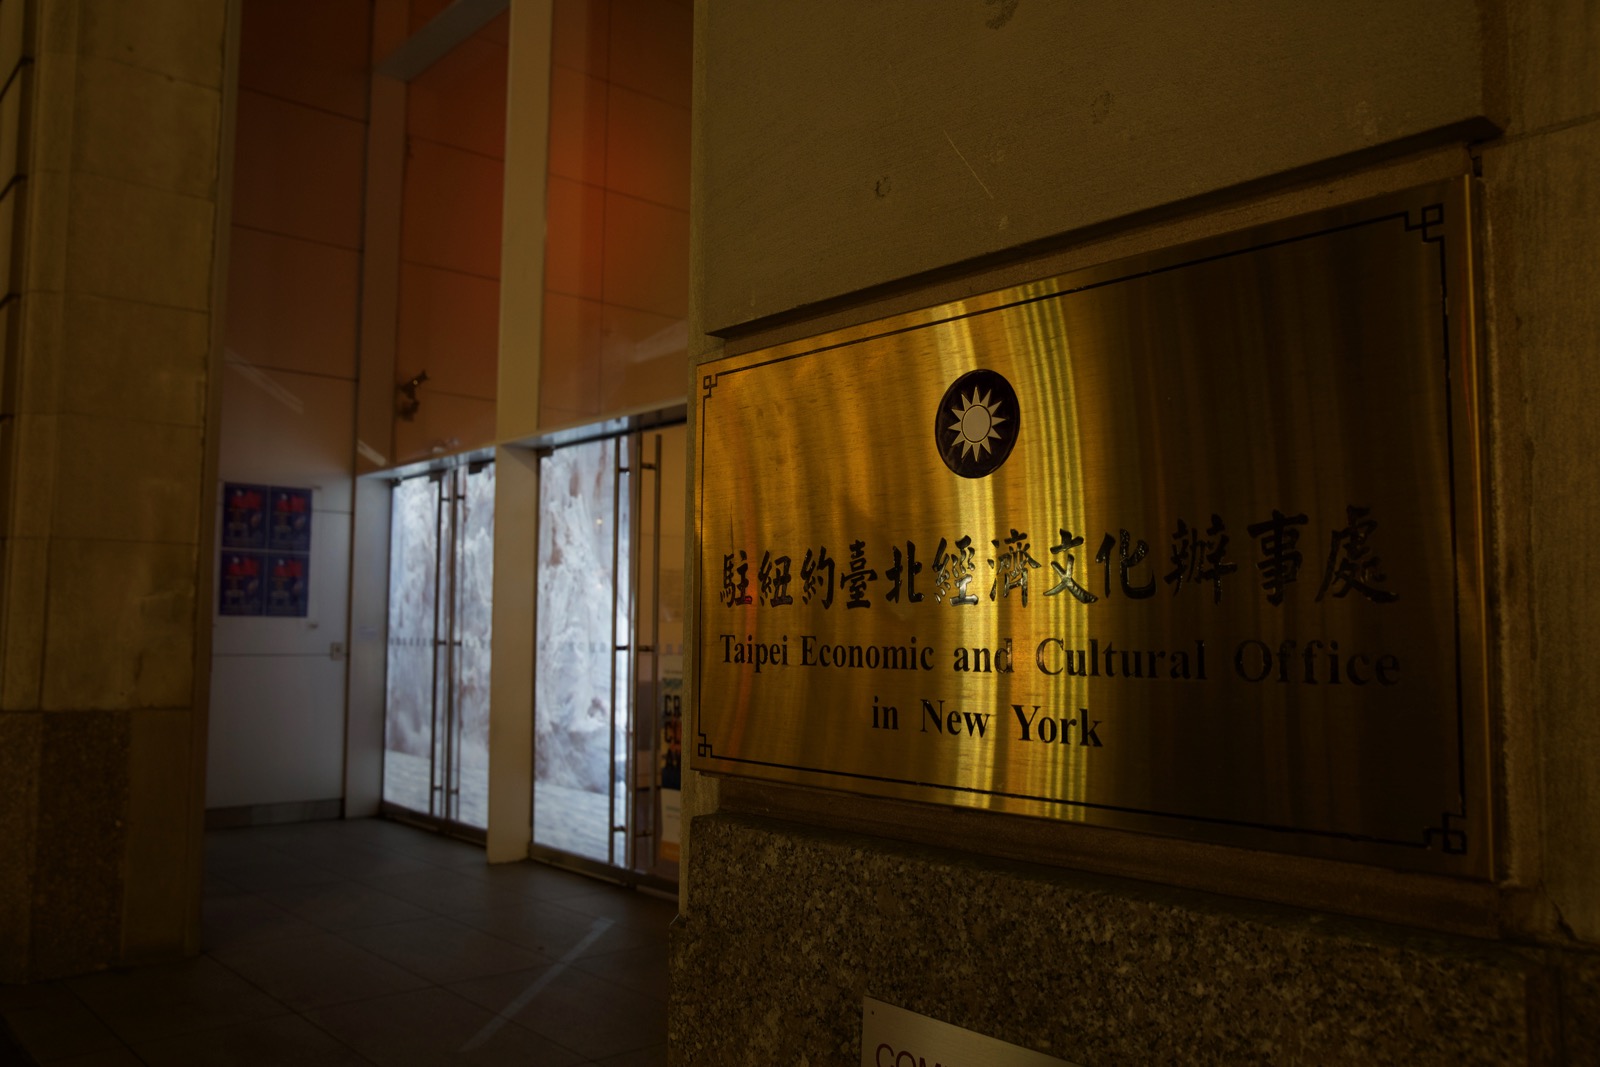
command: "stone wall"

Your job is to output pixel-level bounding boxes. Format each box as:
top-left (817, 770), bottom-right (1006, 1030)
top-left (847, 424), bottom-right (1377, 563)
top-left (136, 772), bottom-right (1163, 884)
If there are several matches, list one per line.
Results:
top-left (0, 0), bottom-right (233, 980)
top-left (676, 1), bottom-right (1600, 1061)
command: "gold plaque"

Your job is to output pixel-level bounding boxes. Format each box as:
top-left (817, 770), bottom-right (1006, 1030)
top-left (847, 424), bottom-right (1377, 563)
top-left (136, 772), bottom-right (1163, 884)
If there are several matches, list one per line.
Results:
top-left (695, 181), bottom-right (1488, 877)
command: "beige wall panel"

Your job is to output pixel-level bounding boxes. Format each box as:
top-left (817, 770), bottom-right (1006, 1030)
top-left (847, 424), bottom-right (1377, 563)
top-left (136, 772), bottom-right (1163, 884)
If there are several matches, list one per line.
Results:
top-left (395, 262), bottom-right (499, 399)
top-left (0, 70), bottom-right (23, 189)
top-left (700, 1), bottom-right (1488, 331)
top-left (41, 540), bottom-right (196, 712)
top-left (225, 227), bottom-right (360, 380)
top-left (344, 478), bottom-right (390, 818)
top-left (486, 443), bottom-right (537, 862)
top-left (24, 50), bottom-right (73, 177)
top-left (552, 0), bottom-right (608, 77)
top-left (121, 707), bottom-right (192, 960)
top-left (548, 64), bottom-right (606, 186)
top-left (239, 0), bottom-right (371, 121)
top-left (64, 173), bottom-right (215, 311)
top-left (479, 9), bottom-right (511, 47)
top-left (545, 175), bottom-right (604, 299)
top-left (59, 295), bottom-right (208, 427)
top-left (71, 56), bottom-right (220, 199)
top-left (19, 163), bottom-right (68, 297)
top-left (0, 302), bottom-right (12, 415)
top-left (50, 414), bottom-right (201, 545)
top-left (1501, 0), bottom-right (1600, 137)
top-left (608, 0), bottom-right (689, 107)
top-left (77, 0), bottom-right (227, 88)
top-left (540, 290), bottom-right (602, 419)
top-left (0, 538), bottom-right (48, 711)
top-left (605, 84), bottom-right (689, 212)
top-left (401, 138), bottom-right (504, 278)
top-left (1482, 118), bottom-right (1600, 943)
top-left (4, 414), bottom-right (57, 540)
top-left (210, 507), bottom-right (351, 658)
top-left (391, 390), bottom-right (496, 462)
top-left (408, 35), bottom-right (509, 160)
top-left (0, 182), bottom-right (14, 300)
top-left (598, 302), bottom-right (684, 412)
top-left (231, 90), bottom-right (366, 251)
top-left (494, 0), bottom-right (553, 444)
top-left (408, 0), bottom-right (453, 33)
top-left (0, 0), bottom-right (23, 83)
top-left (10, 288), bottom-right (64, 419)
top-left (218, 364), bottom-right (356, 514)
top-left (602, 193), bottom-right (686, 318)
top-left (205, 654), bottom-right (347, 809)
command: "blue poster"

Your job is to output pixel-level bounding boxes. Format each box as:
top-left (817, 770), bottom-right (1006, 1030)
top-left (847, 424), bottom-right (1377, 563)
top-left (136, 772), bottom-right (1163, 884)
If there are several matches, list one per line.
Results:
top-left (220, 483), bottom-right (312, 617)
top-left (268, 487), bottom-right (313, 552)
top-left (219, 551), bottom-right (266, 615)
top-left (264, 554), bottom-right (311, 617)
top-left (221, 483), bottom-right (269, 549)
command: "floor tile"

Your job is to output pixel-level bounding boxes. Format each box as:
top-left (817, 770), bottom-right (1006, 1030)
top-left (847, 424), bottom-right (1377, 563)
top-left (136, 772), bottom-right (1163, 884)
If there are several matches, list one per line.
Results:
top-left (203, 874), bottom-right (247, 899)
top-left (303, 847), bottom-right (439, 882)
top-left (555, 887), bottom-right (678, 934)
top-left (211, 931), bottom-right (429, 1010)
top-left (572, 942), bottom-right (668, 1003)
top-left (262, 879), bottom-right (431, 932)
top-left (454, 899), bottom-right (651, 958)
top-left (341, 916), bottom-right (548, 985)
top-left (205, 852), bottom-right (346, 894)
top-left (133, 1012), bottom-right (368, 1066)
top-left (201, 893), bottom-right (323, 952)
top-left (0, 980), bottom-right (79, 1012)
top-left (9, 819), bottom-right (671, 1064)
top-left (452, 964), bottom-right (667, 1062)
top-left (454, 859), bottom-right (601, 899)
top-left (68, 956), bottom-right (288, 1044)
top-left (359, 867), bottom-right (528, 917)
top-left (356, 825), bottom-right (485, 869)
top-left (0, 991), bottom-right (123, 1060)
top-left (594, 1044), bottom-right (669, 1067)
top-left (45, 1048), bottom-right (145, 1065)
top-left (306, 986), bottom-right (585, 1066)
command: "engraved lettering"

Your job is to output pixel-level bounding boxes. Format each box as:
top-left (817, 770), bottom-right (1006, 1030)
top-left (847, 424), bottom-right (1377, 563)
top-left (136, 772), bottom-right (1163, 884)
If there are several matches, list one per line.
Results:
top-left (1316, 505), bottom-right (1399, 603)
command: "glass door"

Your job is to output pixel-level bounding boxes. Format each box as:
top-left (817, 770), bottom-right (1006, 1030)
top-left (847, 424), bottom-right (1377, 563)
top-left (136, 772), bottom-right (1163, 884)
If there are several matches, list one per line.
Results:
top-left (532, 425), bottom-right (684, 884)
top-left (383, 462), bottom-right (495, 838)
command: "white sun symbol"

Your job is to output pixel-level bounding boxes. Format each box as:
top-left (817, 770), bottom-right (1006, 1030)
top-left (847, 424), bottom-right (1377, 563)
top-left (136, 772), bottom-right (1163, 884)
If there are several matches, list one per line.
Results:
top-left (947, 388), bottom-right (1006, 459)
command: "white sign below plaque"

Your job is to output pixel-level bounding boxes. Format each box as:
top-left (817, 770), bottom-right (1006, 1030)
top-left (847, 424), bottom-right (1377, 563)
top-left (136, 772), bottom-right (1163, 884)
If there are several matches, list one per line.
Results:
top-left (861, 997), bottom-right (1078, 1067)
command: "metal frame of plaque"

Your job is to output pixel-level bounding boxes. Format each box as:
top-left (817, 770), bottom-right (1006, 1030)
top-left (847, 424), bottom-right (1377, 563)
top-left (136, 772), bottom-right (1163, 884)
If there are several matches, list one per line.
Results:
top-left (695, 179), bottom-right (1489, 878)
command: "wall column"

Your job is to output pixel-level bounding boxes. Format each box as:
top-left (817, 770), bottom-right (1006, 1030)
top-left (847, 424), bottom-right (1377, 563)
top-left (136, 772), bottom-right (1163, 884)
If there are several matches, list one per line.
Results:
top-left (0, 0), bottom-right (234, 980)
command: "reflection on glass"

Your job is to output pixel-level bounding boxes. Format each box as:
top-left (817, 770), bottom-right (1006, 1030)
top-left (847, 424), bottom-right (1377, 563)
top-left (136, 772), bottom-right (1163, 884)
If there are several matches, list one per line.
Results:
top-left (534, 439), bottom-right (630, 863)
top-left (453, 464), bottom-right (495, 829)
top-left (382, 465), bottom-right (495, 831)
top-left (384, 476), bottom-right (438, 815)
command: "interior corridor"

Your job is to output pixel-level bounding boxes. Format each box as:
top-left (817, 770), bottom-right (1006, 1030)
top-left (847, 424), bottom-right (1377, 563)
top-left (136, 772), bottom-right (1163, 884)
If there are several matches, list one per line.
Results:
top-left (0, 820), bottom-right (673, 1065)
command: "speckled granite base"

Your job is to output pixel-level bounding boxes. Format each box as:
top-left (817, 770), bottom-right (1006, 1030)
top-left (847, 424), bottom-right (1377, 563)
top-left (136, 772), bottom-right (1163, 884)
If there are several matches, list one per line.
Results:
top-left (669, 813), bottom-right (1596, 1065)
top-left (0, 711), bottom-right (131, 982)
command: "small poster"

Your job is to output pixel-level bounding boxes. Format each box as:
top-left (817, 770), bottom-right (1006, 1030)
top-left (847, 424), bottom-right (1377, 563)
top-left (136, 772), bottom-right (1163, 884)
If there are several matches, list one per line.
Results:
top-left (264, 553), bottom-right (311, 617)
top-left (221, 483), bottom-right (269, 549)
top-left (220, 482), bottom-right (312, 617)
top-left (659, 668), bottom-right (683, 862)
top-left (219, 551), bottom-right (265, 615)
top-left (269, 487), bottom-right (313, 552)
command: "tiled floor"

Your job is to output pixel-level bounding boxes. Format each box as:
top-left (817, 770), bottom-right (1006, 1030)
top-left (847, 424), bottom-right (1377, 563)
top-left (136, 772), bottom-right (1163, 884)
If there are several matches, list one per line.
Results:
top-left (0, 819), bottom-right (675, 1065)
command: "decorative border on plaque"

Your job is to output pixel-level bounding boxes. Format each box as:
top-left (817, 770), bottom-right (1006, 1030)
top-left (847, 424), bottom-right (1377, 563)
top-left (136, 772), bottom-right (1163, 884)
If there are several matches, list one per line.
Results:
top-left (695, 187), bottom-right (1481, 866)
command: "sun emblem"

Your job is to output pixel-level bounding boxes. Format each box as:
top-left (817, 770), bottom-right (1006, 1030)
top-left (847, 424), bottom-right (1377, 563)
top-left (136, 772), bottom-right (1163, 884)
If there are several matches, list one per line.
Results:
top-left (947, 388), bottom-right (1007, 460)
top-left (934, 369), bottom-right (1021, 479)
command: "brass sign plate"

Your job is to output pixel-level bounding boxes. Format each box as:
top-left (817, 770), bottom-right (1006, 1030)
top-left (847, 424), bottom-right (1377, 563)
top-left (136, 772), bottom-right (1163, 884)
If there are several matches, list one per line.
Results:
top-left (695, 181), bottom-right (1488, 877)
